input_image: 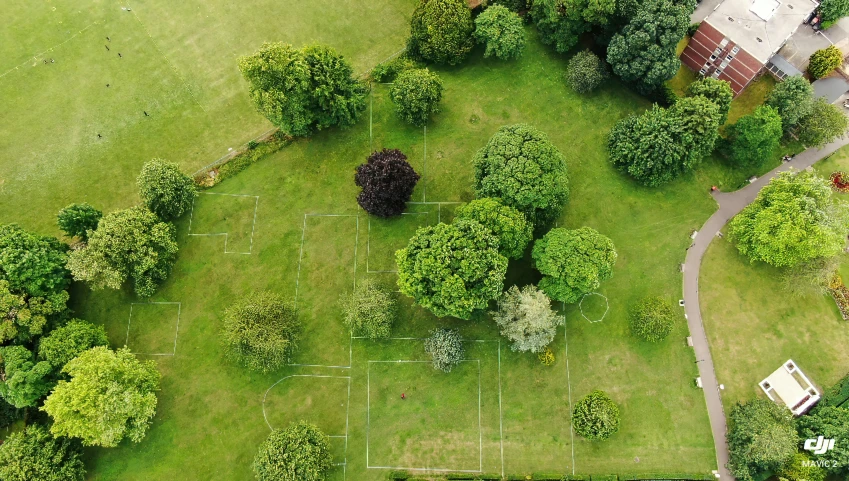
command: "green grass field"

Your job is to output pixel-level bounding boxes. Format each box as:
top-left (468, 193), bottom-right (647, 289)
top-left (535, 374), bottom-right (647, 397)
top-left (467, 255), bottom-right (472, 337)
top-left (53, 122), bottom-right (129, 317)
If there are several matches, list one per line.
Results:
top-left (4, 1), bottom-right (816, 479)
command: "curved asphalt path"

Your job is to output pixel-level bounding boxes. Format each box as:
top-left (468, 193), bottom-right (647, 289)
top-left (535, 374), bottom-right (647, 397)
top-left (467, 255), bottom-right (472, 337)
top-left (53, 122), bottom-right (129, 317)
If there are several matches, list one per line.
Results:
top-left (683, 137), bottom-right (849, 480)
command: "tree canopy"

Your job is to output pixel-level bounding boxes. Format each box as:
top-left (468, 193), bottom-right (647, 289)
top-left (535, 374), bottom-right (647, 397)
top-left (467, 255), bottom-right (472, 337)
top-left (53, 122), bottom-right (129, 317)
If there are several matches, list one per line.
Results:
top-left (607, 0), bottom-right (691, 93)
top-left (67, 206), bottom-right (178, 298)
top-left (474, 5), bottom-right (526, 60)
top-left (355, 149), bottom-right (420, 217)
top-left (473, 124), bottom-right (569, 226)
top-left (778, 453), bottom-right (826, 481)
top-left (727, 399), bottom-right (798, 481)
top-left (765, 75), bottom-right (814, 131)
top-left (454, 197), bottom-right (532, 259)
top-left (0, 345), bottom-right (53, 408)
top-left (726, 105), bottom-right (783, 168)
top-left (729, 170), bottom-right (849, 268)
top-left (424, 328), bottom-right (465, 372)
top-left (389, 68), bottom-right (444, 127)
top-left (238, 42), bottom-right (367, 137)
top-left (396, 220), bottom-right (507, 319)
top-left (687, 77), bottom-right (733, 124)
top-left (57, 203), bottom-right (102, 241)
top-left (531, 0), bottom-right (615, 53)
top-left (572, 390), bottom-right (621, 441)
top-left (37, 319), bottom-right (109, 369)
top-left (797, 97), bottom-right (849, 148)
top-left (253, 421), bottom-right (333, 481)
top-left (408, 0), bottom-right (475, 65)
top-left (341, 280), bottom-right (396, 339)
top-left (797, 406), bottom-right (849, 474)
top-left (491, 285), bottom-right (564, 353)
top-left (0, 279), bottom-right (69, 344)
top-left (221, 292), bottom-right (300, 373)
top-left (0, 424), bottom-right (85, 481)
top-left (532, 227), bottom-right (617, 303)
top-left (137, 159), bottom-right (196, 220)
top-left (808, 45), bottom-right (843, 79)
top-left (629, 296), bottom-right (675, 342)
top-left (0, 224), bottom-right (69, 297)
top-left (565, 50), bottom-right (609, 94)
top-left (41, 346), bottom-right (160, 447)
top-left (820, 0), bottom-right (849, 23)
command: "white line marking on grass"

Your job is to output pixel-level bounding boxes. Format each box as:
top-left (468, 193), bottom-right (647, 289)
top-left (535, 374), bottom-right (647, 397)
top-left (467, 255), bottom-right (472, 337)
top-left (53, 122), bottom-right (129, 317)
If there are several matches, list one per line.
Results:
top-left (294, 214), bottom-right (308, 308)
top-left (369, 88), bottom-right (374, 151)
top-left (478, 358), bottom-right (483, 472)
top-left (366, 213), bottom-right (429, 273)
top-left (1, 22), bottom-right (98, 79)
top-left (422, 124), bottom-right (427, 202)
top-left (563, 302), bottom-right (576, 475)
top-left (498, 339), bottom-right (504, 478)
top-left (187, 193), bottom-right (259, 254)
top-left (261, 374), bottom-right (351, 431)
top-left (125, 302), bottom-right (182, 356)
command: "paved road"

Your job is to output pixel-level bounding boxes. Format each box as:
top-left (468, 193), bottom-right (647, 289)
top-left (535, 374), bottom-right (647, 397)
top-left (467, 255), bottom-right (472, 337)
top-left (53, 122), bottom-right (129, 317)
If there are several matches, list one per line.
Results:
top-left (683, 137), bottom-right (849, 480)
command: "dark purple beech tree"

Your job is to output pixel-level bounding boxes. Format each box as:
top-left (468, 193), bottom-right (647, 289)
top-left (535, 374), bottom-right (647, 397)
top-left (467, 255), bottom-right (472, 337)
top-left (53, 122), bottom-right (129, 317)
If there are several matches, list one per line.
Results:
top-left (355, 149), bottom-right (420, 217)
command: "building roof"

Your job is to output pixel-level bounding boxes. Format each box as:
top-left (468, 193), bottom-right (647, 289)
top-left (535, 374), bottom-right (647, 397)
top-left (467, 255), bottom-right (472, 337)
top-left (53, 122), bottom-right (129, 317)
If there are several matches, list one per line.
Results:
top-left (813, 76), bottom-right (849, 103)
top-left (704, 0), bottom-right (819, 64)
top-left (759, 359), bottom-right (820, 416)
top-left (681, 22), bottom-right (764, 95)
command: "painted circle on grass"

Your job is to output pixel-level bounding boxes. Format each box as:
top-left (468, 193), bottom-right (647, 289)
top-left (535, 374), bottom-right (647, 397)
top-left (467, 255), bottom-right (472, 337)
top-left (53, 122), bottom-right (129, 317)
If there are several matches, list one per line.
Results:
top-left (579, 292), bottom-right (609, 323)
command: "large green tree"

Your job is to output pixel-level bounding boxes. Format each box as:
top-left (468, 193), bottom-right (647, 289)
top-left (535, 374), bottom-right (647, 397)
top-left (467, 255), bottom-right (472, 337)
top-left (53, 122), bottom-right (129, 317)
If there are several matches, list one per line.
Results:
top-left (0, 424), bottom-right (85, 481)
top-left (137, 159), bottom-right (196, 220)
top-left (607, 0), bottom-right (691, 93)
top-left (0, 345), bottom-right (53, 408)
top-left (687, 77), bottom-right (733, 124)
top-left (37, 319), bottom-right (109, 369)
top-left (726, 105), bottom-right (783, 168)
top-left (0, 279), bottom-right (68, 344)
top-left (408, 0), bottom-right (475, 65)
top-left (41, 346), bottom-right (160, 447)
top-left (253, 421), bottom-right (333, 481)
top-left (454, 198), bottom-right (532, 259)
top-left (475, 5), bottom-right (526, 60)
top-left (67, 206), bottom-right (178, 298)
top-left (727, 399), bottom-right (798, 481)
top-left (396, 220), bottom-right (507, 319)
top-left (389, 68), bottom-right (443, 127)
top-left (729, 170), bottom-right (849, 268)
top-left (797, 97), bottom-right (849, 148)
top-left (765, 75), bottom-right (814, 131)
top-left (820, 0), bottom-right (849, 23)
top-left (797, 406), bottom-right (849, 474)
top-left (473, 124), bottom-right (569, 226)
top-left (221, 292), bottom-right (300, 373)
top-left (491, 285), bottom-right (564, 353)
top-left (238, 43), bottom-right (367, 137)
top-left (531, 0), bottom-right (615, 53)
top-left (532, 227), bottom-right (617, 303)
top-left (0, 224), bottom-right (69, 297)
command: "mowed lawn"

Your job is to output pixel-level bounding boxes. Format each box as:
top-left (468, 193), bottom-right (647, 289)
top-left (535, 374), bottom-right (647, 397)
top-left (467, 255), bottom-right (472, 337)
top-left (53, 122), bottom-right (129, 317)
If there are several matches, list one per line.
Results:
top-left (700, 146), bottom-right (849, 412)
top-left (0, 0), bottom-right (416, 234)
top-left (62, 30), bottom-right (729, 480)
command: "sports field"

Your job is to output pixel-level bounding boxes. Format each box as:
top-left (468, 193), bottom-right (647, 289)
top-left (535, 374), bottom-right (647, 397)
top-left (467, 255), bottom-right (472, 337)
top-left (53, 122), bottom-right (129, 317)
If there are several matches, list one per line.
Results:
top-left (0, 1), bottom-right (785, 479)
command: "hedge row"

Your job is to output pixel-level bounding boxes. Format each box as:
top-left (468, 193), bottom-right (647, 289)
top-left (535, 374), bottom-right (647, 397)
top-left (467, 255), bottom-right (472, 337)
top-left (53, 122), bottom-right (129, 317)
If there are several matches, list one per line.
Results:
top-left (193, 131), bottom-right (291, 188)
top-left (818, 371), bottom-right (849, 408)
top-left (388, 472), bottom-right (714, 481)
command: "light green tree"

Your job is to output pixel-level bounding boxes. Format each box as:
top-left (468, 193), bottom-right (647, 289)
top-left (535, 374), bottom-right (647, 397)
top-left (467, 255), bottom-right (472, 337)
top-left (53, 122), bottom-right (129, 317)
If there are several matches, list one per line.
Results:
top-left (408, 0), bottom-right (475, 65)
top-left (221, 292), bottom-right (300, 373)
top-left (137, 159), bottom-right (196, 220)
top-left (629, 296), bottom-right (675, 342)
top-left (687, 77), bottom-right (734, 124)
top-left (454, 198), bottom-right (532, 259)
top-left (727, 399), bottom-right (797, 481)
top-left (41, 346), bottom-right (160, 447)
top-left (0, 224), bottom-right (69, 297)
top-left (532, 227), bottom-right (617, 303)
top-left (491, 285), bottom-right (564, 353)
top-left (253, 421), bottom-right (332, 481)
top-left (0, 279), bottom-right (68, 344)
top-left (797, 97), bottom-right (849, 148)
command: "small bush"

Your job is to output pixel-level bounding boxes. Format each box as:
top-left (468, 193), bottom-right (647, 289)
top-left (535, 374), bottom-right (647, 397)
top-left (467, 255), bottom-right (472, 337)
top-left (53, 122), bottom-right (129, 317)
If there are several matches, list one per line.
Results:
top-left (390, 68), bottom-right (444, 126)
top-left (253, 421), bottom-right (332, 481)
top-left (538, 346), bottom-right (555, 366)
top-left (808, 45), bottom-right (843, 79)
top-left (220, 292), bottom-right (300, 373)
top-left (340, 280), bottom-right (396, 339)
top-left (57, 203), bottom-right (102, 241)
top-left (565, 50), bottom-right (608, 94)
top-left (571, 390), bottom-right (621, 441)
top-left (629, 296), bottom-right (675, 342)
top-left (424, 328), bottom-right (465, 373)
top-left (474, 5), bottom-right (526, 60)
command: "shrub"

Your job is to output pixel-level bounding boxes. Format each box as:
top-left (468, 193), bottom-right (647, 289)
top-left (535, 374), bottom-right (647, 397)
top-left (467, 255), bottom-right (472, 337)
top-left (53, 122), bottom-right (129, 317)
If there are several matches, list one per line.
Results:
top-left (565, 50), bottom-right (609, 94)
top-left (727, 399), bottom-right (797, 481)
top-left (396, 220), bottom-right (507, 319)
top-left (629, 297), bottom-right (675, 342)
top-left (67, 206), bottom-right (178, 298)
top-left (765, 75), bottom-right (814, 131)
top-left (390, 68), bottom-right (444, 127)
top-left (341, 280), bottom-right (396, 339)
top-left (424, 328), bottom-right (465, 372)
top-left (37, 319), bottom-right (109, 368)
top-left (538, 346), bottom-right (555, 365)
top-left (355, 149), bottom-right (420, 217)
top-left (832, 171), bottom-right (849, 192)
top-left (726, 105), bottom-right (783, 168)
top-left (238, 43), bottom-right (367, 137)
top-left (0, 424), bottom-right (85, 481)
top-left (408, 0), bottom-right (475, 65)
top-left (253, 421), bottom-right (333, 481)
top-left (370, 56), bottom-right (420, 83)
top-left (0, 224), bottom-right (69, 297)
top-left (797, 97), bottom-right (849, 148)
top-left (777, 453), bottom-right (826, 481)
top-left (492, 285), bottom-right (564, 352)
top-left (687, 77), bottom-right (733, 124)
top-left (532, 227), bottom-right (617, 303)
top-left (808, 45), bottom-right (843, 79)
top-left (474, 5), bottom-right (526, 60)
top-left (41, 346), bottom-right (160, 447)
top-left (57, 203), bottom-right (102, 241)
top-left (572, 390), bottom-right (621, 441)
top-left (221, 292), bottom-right (300, 373)
top-left (454, 198), bottom-right (532, 259)
top-left (473, 124), bottom-right (569, 226)
top-left (137, 159), bottom-right (196, 220)
top-left (0, 345), bottom-right (53, 408)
